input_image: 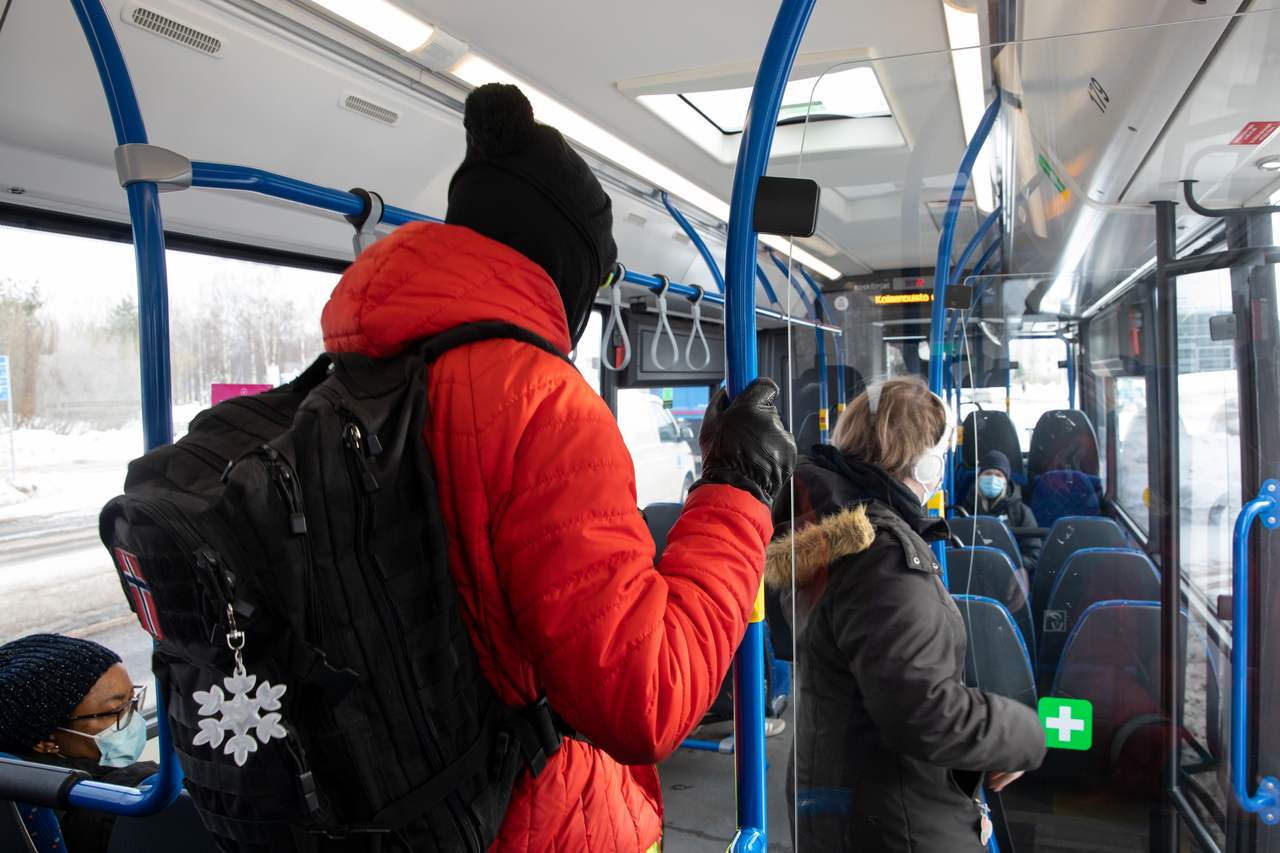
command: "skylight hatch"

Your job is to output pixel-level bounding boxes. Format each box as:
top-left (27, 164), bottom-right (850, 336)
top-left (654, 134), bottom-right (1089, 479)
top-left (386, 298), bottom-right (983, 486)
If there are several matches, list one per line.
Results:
top-left (679, 67), bottom-right (891, 135)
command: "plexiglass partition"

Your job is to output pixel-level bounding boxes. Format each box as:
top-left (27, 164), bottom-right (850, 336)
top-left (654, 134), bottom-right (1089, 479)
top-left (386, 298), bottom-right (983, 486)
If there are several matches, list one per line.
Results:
top-left (775, 8), bottom-right (1280, 852)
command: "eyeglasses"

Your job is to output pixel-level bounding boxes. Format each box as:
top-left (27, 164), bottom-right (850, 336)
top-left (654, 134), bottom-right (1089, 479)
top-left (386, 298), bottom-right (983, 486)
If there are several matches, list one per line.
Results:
top-left (61, 685), bottom-right (147, 735)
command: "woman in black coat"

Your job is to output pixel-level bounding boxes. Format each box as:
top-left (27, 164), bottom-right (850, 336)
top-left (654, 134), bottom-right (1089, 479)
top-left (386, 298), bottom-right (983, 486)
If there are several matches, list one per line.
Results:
top-left (768, 377), bottom-right (1045, 852)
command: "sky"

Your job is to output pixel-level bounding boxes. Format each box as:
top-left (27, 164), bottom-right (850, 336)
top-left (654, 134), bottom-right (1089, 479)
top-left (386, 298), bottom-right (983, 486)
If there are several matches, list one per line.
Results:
top-left (0, 225), bottom-right (340, 327)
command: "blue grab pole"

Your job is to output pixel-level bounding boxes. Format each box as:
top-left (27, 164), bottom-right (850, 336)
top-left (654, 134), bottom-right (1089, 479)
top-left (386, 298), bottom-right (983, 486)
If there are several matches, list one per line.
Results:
top-left (930, 89), bottom-right (1001, 577)
top-left (948, 207), bottom-right (1002, 290)
top-left (725, 0), bottom-right (818, 848)
top-left (662, 190), bottom-right (726, 293)
top-left (798, 265), bottom-right (840, 432)
top-left (945, 238), bottom-right (1001, 408)
top-left (1230, 481), bottom-right (1280, 824)
top-left (67, 0), bottom-right (183, 815)
top-left (767, 249), bottom-right (816, 318)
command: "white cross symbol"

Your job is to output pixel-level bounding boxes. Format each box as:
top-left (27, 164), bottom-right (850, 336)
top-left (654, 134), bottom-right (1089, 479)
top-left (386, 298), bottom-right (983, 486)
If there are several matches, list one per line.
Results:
top-left (1046, 705), bottom-right (1085, 742)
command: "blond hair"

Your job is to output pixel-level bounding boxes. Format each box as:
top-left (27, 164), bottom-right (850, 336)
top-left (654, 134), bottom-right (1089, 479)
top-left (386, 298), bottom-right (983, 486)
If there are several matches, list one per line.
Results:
top-left (830, 376), bottom-right (947, 480)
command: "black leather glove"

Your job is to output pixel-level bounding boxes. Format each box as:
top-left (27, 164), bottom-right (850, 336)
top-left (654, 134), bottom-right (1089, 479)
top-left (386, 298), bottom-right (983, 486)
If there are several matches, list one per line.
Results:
top-left (690, 378), bottom-right (797, 507)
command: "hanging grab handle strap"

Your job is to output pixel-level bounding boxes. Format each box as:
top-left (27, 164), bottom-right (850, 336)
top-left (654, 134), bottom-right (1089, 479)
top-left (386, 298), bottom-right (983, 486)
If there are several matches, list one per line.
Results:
top-left (650, 275), bottom-right (680, 370)
top-left (600, 264), bottom-right (631, 372)
top-left (685, 285), bottom-right (711, 370)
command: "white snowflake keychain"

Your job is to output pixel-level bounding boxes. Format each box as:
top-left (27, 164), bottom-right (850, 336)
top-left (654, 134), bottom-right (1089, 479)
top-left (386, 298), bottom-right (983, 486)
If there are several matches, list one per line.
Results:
top-left (192, 603), bottom-right (289, 766)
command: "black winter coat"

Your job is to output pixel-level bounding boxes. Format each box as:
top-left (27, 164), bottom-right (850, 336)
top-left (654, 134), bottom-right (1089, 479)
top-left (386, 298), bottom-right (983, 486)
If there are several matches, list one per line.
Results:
top-left (768, 445), bottom-right (1046, 853)
top-left (961, 483), bottom-right (1042, 573)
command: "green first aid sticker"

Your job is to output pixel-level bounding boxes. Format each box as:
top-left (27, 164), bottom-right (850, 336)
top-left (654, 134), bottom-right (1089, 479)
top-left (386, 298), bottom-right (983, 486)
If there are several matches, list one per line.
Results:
top-left (1039, 698), bottom-right (1092, 750)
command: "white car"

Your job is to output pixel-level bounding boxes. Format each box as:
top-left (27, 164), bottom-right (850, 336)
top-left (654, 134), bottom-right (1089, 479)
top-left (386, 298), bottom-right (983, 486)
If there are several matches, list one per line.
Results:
top-left (617, 390), bottom-right (697, 508)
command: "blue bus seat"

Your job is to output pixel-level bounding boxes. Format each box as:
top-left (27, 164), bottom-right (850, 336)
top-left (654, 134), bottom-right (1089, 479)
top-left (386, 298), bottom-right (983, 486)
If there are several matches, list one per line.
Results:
top-left (1036, 549), bottom-right (1160, 696)
top-left (2, 799), bottom-right (53, 853)
top-left (946, 547), bottom-right (1034, 660)
top-left (1028, 470), bottom-right (1102, 528)
top-left (107, 790), bottom-right (221, 853)
top-left (1028, 410), bottom-right (1100, 479)
top-left (960, 411), bottom-right (1025, 477)
top-left (641, 502), bottom-right (683, 567)
top-left (1048, 602), bottom-right (1218, 791)
top-left (948, 516), bottom-right (1023, 569)
top-left (953, 595), bottom-right (1037, 709)
top-left (1031, 517), bottom-right (1130, 640)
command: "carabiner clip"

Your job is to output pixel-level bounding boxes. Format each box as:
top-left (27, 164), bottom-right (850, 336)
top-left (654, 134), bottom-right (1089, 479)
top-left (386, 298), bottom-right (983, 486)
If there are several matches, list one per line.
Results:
top-left (685, 285), bottom-right (711, 370)
top-left (600, 263), bottom-right (631, 372)
top-left (650, 275), bottom-right (679, 370)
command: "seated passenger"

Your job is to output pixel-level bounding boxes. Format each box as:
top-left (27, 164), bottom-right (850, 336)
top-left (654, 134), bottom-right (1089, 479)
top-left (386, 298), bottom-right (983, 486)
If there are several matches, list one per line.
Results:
top-left (965, 449), bottom-right (1041, 573)
top-left (0, 634), bottom-right (156, 853)
top-left (320, 83), bottom-right (795, 852)
top-left (767, 378), bottom-right (1045, 852)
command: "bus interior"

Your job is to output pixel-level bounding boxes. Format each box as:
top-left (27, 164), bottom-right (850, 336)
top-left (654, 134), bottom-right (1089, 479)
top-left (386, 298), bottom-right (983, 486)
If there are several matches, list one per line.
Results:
top-left (3, 0), bottom-right (1280, 851)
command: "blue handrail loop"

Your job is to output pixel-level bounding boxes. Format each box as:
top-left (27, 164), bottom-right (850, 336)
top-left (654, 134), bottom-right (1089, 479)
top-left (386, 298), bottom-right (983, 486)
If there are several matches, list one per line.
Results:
top-left (1231, 479), bottom-right (1280, 825)
top-left (723, 0), bottom-right (819, 848)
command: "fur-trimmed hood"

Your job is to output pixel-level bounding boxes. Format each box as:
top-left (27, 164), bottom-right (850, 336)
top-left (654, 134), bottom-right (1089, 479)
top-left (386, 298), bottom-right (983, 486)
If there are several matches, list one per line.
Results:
top-left (764, 504), bottom-right (876, 589)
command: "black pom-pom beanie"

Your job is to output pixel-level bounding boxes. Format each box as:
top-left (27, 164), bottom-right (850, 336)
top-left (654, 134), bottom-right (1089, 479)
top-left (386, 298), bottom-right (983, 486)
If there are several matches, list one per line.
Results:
top-left (0, 633), bottom-right (121, 752)
top-left (446, 83), bottom-right (617, 346)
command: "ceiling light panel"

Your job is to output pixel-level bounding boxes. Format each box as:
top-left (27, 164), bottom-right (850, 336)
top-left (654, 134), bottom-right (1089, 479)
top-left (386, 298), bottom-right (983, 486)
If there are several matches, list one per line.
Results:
top-left (307, 0), bottom-right (433, 52)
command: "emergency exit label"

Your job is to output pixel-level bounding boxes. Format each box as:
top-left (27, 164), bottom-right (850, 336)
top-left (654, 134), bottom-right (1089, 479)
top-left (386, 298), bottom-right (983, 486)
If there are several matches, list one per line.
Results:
top-left (1039, 698), bottom-right (1092, 750)
top-left (1230, 122), bottom-right (1280, 145)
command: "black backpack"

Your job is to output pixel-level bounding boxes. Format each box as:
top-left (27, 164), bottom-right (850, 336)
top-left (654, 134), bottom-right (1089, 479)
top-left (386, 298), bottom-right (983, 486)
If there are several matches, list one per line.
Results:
top-left (100, 323), bottom-right (570, 853)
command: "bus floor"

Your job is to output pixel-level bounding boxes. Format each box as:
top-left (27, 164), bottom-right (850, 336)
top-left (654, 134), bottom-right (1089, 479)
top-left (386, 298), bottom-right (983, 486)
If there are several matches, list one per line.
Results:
top-left (656, 709), bottom-right (795, 852)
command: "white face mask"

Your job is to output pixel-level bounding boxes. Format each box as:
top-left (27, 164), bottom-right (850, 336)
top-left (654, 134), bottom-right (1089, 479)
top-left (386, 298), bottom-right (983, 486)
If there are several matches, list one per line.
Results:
top-left (60, 711), bottom-right (148, 767)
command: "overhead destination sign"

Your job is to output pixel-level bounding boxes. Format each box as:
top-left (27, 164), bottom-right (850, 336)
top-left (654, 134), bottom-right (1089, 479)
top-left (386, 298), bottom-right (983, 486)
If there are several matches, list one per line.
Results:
top-left (874, 293), bottom-right (933, 305)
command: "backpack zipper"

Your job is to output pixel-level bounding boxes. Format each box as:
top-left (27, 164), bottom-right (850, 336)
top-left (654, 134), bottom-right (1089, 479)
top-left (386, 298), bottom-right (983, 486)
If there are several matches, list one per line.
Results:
top-left (337, 408), bottom-right (482, 853)
top-left (232, 394), bottom-right (296, 428)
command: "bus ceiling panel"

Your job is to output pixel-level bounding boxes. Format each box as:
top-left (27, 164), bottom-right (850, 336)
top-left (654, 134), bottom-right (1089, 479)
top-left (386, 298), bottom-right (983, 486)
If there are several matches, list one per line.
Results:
top-left (1119, 5), bottom-right (1280, 213)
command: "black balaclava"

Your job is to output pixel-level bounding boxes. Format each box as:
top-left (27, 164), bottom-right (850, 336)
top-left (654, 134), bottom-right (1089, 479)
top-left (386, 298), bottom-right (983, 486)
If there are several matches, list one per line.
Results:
top-left (0, 633), bottom-right (121, 752)
top-left (446, 83), bottom-right (618, 346)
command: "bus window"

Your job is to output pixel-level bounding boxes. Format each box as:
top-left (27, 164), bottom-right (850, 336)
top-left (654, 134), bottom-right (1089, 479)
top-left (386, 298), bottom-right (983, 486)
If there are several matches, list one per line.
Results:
top-left (1006, 337), bottom-right (1071, 443)
top-left (1177, 269), bottom-right (1240, 604)
top-left (573, 311), bottom-right (602, 395)
top-left (1115, 376), bottom-right (1149, 535)
top-left (0, 224), bottom-right (335, 708)
top-left (615, 389), bottom-right (696, 507)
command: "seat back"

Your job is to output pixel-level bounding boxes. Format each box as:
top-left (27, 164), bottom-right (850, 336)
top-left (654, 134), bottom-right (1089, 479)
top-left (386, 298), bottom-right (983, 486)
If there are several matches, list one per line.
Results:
top-left (642, 502), bottom-right (683, 567)
top-left (1037, 549), bottom-right (1160, 694)
top-left (946, 547), bottom-right (1034, 658)
top-left (948, 516), bottom-right (1023, 569)
top-left (1028, 410), bottom-right (1100, 478)
top-left (107, 791), bottom-right (222, 853)
top-left (1028, 470), bottom-right (1102, 527)
top-left (960, 410), bottom-right (1025, 477)
top-left (1, 801), bottom-right (40, 853)
top-left (953, 595), bottom-right (1037, 709)
top-left (1031, 516), bottom-right (1130, 638)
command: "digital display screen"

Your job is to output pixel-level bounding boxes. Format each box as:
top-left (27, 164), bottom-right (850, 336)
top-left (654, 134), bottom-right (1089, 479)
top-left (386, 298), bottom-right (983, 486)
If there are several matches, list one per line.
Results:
top-left (874, 292), bottom-right (933, 305)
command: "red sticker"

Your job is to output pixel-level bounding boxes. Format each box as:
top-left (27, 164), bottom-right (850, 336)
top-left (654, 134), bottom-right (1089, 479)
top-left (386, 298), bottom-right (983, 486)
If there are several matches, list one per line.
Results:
top-left (1230, 122), bottom-right (1280, 145)
top-left (211, 383), bottom-right (274, 406)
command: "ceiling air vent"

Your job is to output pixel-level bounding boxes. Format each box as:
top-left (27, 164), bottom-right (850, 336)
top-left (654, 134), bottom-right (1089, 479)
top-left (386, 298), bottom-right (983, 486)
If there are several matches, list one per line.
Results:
top-left (926, 199), bottom-right (981, 250)
top-left (340, 94), bottom-right (399, 126)
top-left (122, 4), bottom-right (223, 57)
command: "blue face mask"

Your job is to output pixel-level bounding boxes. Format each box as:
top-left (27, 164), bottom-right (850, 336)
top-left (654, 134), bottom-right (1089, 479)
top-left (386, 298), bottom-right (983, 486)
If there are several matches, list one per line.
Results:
top-left (978, 475), bottom-right (1006, 499)
top-left (61, 711), bottom-right (148, 768)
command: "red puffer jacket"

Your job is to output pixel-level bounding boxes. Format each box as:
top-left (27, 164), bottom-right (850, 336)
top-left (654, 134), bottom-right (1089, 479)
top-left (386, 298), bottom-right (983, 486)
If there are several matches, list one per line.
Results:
top-left (321, 223), bottom-right (771, 853)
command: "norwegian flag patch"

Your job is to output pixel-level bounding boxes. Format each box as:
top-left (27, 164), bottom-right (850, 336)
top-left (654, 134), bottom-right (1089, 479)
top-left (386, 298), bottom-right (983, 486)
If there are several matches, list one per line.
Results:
top-left (115, 548), bottom-right (164, 641)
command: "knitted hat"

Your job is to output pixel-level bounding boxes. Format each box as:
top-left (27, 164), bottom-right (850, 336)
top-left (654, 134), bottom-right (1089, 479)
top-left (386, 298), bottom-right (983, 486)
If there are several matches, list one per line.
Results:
top-left (0, 634), bottom-right (121, 752)
top-left (977, 450), bottom-right (1012, 480)
top-left (446, 83), bottom-right (617, 346)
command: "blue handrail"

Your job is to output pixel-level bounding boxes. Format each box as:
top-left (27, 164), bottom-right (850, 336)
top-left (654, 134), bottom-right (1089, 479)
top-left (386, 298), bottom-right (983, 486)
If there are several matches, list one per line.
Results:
top-left (1230, 480), bottom-right (1280, 825)
top-left (798, 266), bottom-right (844, 415)
top-left (944, 238), bottom-right (1002, 410)
top-left (191, 162), bottom-right (440, 227)
top-left (766, 249), bottom-right (816, 318)
top-left (61, 0), bottom-right (184, 817)
top-left (755, 264), bottom-right (782, 310)
top-left (948, 207), bottom-right (1002, 290)
top-left (723, 0), bottom-right (818, 847)
top-left (766, 249), bottom-right (828, 440)
top-left (662, 191), bottom-right (725, 293)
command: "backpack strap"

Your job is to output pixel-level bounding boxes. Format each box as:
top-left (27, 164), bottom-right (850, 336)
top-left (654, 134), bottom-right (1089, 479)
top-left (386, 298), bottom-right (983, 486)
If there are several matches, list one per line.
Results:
top-left (413, 322), bottom-right (575, 368)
